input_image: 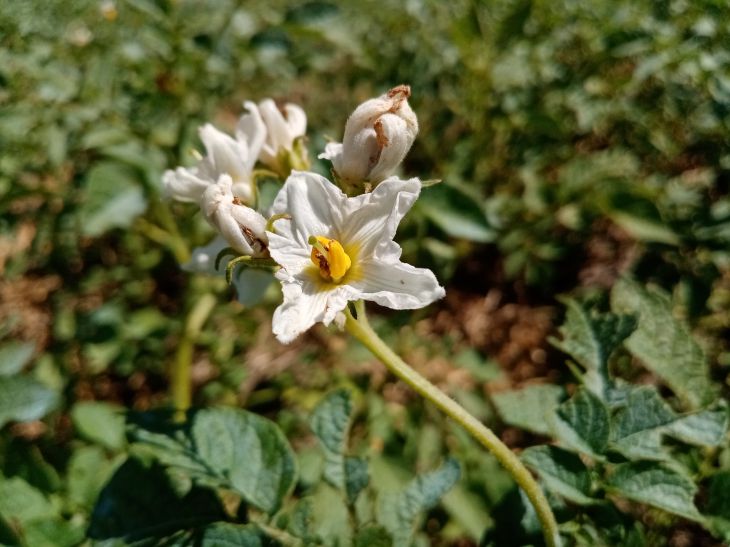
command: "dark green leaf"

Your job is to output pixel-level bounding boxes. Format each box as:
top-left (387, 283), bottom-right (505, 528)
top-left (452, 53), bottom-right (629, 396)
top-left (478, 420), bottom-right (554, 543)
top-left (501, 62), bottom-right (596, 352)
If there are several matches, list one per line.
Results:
top-left (609, 387), bottom-right (676, 460)
top-left (705, 472), bottom-right (730, 541)
top-left (550, 297), bottom-right (636, 397)
top-left (606, 462), bottom-right (703, 522)
top-left (88, 457), bottom-right (227, 542)
top-left (197, 523), bottom-right (267, 546)
top-left (554, 387), bottom-right (610, 457)
top-left (522, 445), bottom-right (595, 505)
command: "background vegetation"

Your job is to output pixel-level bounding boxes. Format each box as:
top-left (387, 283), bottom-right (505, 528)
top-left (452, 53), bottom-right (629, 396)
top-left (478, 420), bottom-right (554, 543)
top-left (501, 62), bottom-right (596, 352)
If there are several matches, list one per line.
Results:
top-left (1, 0), bottom-right (729, 545)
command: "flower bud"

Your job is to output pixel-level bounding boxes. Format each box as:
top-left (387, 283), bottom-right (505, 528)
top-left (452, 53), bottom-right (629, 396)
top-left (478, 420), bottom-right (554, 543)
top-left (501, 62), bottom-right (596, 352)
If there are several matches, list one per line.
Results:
top-left (199, 176), bottom-right (268, 257)
top-left (163, 119), bottom-right (265, 204)
top-left (320, 85), bottom-right (418, 190)
top-left (238, 99), bottom-right (308, 177)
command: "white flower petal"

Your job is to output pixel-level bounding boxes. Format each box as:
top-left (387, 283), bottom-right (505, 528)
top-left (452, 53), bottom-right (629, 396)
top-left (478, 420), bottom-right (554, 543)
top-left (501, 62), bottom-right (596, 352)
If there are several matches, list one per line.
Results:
top-left (353, 259), bottom-right (445, 309)
top-left (269, 171), bottom-right (346, 251)
top-left (162, 167), bottom-right (210, 202)
top-left (284, 103), bottom-right (307, 138)
top-left (340, 176), bottom-right (421, 257)
top-left (366, 113), bottom-right (413, 183)
top-left (237, 101), bottom-right (267, 175)
top-left (272, 272), bottom-right (330, 344)
top-left (200, 176), bottom-right (268, 256)
top-left (199, 124), bottom-right (248, 184)
top-left (318, 142), bottom-right (344, 175)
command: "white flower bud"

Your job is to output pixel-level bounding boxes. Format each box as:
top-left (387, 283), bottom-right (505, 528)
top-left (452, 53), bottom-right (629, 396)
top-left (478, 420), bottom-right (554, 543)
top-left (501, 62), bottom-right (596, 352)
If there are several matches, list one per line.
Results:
top-left (238, 99), bottom-right (307, 174)
top-left (320, 85), bottom-right (418, 188)
top-left (199, 175), bottom-right (268, 257)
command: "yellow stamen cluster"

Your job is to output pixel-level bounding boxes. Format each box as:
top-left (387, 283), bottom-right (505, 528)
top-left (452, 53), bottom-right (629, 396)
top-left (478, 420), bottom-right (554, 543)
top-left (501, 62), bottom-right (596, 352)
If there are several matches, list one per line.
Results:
top-left (309, 236), bottom-right (351, 283)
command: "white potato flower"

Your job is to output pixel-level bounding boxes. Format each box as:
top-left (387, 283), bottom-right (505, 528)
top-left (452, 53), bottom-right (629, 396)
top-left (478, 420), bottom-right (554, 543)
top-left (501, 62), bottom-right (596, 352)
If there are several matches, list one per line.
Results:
top-left (320, 85), bottom-right (418, 190)
top-left (267, 171), bottom-right (444, 344)
top-left (239, 99), bottom-right (307, 173)
top-left (162, 106), bottom-right (266, 204)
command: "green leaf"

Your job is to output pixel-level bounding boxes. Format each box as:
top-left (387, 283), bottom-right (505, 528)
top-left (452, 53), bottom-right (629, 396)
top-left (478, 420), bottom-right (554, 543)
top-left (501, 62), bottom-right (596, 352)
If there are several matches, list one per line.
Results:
top-left (197, 522), bottom-right (267, 546)
top-left (88, 457), bottom-right (228, 543)
top-left (79, 161), bottom-right (147, 237)
top-left (66, 445), bottom-right (115, 510)
top-left (0, 475), bottom-right (56, 523)
top-left (611, 387), bottom-right (676, 438)
top-left (129, 407), bottom-right (297, 515)
top-left (71, 401), bottom-right (126, 450)
top-left (0, 376), bottom-right (59, 428)
top-left (0, 342), bottom-right (35, 376)
top-left (550, 297), bottom-right (636, 397)
top-left (310, 388), bottom-right (353, 455)
top-left (665, 403), bottom-right (729, 447)
top-left (310, 389), bottom-right (369, 504)
top-left (190, 407), bottom-right (297, 514)
top-left (606, 462), bottom-right (703, 522)
top-left (609, 387), bottom-right (676, 461)
top-left (609, 211), bottom-right (680, 245)
top-left (705, 472), bottom-right (730, 541)
top-left (417, 183), bottom-right (495, 243)
top-left (491, 384), bottom-right (565, 436)
top-left (611, 279), bottom-right (715, 408)
top-left (0, 474), bottom-right (82, 547)
top-left (522, 445), bottom-right (595, 505)
top-left (355, 525), bottom-right (393, 547)
top-left (553, 387), bottom-right (610, 457)
top-left (378, 458), bottom-right (460, 547)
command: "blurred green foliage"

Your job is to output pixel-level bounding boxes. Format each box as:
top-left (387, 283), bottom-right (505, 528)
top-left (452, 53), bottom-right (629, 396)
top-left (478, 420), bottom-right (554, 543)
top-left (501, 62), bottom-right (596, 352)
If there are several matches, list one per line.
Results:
top-left (1, 0), bottom-right (729, 545)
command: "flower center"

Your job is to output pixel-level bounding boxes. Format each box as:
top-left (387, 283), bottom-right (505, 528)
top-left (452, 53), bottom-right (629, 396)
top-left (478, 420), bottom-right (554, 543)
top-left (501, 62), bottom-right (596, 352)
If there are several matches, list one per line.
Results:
top-left (309, 236), bottom-right (351, 283)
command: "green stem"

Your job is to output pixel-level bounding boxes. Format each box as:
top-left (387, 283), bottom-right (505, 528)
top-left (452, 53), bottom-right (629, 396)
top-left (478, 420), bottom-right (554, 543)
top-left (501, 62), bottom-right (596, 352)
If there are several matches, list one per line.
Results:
top-left (171, 293), bottom-right (217, 421)
top-left (344, 301), bottom-right (561, 547)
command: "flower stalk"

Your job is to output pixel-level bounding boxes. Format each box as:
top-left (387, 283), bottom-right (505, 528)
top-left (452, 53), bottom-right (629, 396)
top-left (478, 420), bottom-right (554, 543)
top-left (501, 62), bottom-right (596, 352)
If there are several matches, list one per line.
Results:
top-left (344, 300), bottom-right (561, 547)
top-left (171, 292), bottom-right (217, 421)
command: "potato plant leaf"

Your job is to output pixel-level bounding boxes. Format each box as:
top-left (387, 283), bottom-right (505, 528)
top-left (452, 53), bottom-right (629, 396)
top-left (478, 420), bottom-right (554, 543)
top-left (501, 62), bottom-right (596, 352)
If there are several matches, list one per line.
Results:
top-left (491, 384), bottom-right (564, 436)
top-left (378, 458), bottom-right (461, 547)
top-left (611, 279), bottom-right (715, 408)
top-left (606, 462), bottom-right (703, 522)
top-left (88, 457), bottom-right (231, 544)
top-left (127, 407), bottom-right (297, 515)
top-left (310, 389), bottom-right (369, 504)
top-left (550, 297), bottom-right (636, 398)
top-left (0, 376), bottom-right (59, 428)
top-left (522, 445), bottom-right (595, 506)
top-left (553, 387), bottom-right (610, 458)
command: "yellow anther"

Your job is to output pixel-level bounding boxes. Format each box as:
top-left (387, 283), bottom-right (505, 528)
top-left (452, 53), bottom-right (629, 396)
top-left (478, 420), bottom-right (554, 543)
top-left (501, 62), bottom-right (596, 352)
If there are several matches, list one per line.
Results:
top-left (309, 236), bottom-right (351, 283)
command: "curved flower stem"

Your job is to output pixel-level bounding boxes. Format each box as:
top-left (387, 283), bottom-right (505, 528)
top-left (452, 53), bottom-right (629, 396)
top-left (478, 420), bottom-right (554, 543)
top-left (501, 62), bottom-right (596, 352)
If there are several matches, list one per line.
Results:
top-left (344, 301), bottom-right (561, 547)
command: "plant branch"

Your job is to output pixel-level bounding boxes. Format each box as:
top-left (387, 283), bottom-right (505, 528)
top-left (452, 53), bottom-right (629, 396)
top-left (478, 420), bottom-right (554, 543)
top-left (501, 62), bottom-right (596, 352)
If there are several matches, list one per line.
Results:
top-left (344, 302), bottom-right (561, 547)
